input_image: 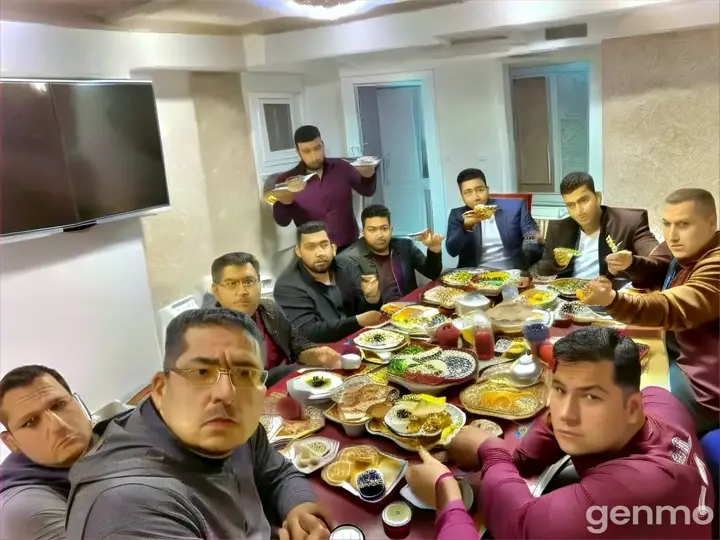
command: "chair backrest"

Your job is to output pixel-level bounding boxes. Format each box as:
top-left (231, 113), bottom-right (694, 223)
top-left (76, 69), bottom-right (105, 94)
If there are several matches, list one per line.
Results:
top-left (492, 193), bottom-right (533, 211)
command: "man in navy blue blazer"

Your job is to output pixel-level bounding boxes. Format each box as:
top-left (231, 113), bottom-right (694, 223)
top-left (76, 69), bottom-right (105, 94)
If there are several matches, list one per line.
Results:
top-left (445, 168), bottom-right (542, 270)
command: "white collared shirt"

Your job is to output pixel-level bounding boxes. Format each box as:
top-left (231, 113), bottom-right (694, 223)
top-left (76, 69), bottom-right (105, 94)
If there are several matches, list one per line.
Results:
top-left (573, 229), bottom-right (600, 278)
top-left (480, 215), bottom-right (511, 269)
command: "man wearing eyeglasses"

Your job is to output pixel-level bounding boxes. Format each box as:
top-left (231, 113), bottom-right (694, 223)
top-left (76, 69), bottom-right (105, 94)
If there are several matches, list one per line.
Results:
top-left (67, 308), bottom-right (330, 540)
top-left (205, 252), bottom-right (341, 385)
top-left (0, 365), bottom-right (100, 540)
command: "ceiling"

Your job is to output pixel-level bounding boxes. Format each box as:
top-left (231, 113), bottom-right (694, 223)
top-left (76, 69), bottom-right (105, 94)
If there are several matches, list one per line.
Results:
top-left (0, 0), bottom-right (461, 35)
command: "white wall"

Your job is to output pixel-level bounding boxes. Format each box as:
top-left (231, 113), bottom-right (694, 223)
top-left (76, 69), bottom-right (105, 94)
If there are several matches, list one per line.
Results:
top-left (0, 21), bottom-right (245, 78)
top-left (433, 59), bottom-right (513, 209)
top-left (0, 219), bottom-right (163, 459)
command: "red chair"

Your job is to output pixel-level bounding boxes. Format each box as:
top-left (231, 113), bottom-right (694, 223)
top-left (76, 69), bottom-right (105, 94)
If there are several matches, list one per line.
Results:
top-left (491, 193), bottom-right (533, 210)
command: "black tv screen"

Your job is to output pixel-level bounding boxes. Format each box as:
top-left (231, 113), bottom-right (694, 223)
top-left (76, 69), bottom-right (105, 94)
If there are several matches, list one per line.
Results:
top-left (0, 82), bottom-right (79, 235)
top-left (0, 80), bottom-right (170, 236)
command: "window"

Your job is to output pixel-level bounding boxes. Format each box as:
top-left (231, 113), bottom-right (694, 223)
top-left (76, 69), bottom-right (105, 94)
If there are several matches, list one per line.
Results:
top-left (263, 103), bottom-right (293, 152)
top-left (248, 93), bottom-right (302, 174)
top-left (509, 61), bottom-right (592, 206)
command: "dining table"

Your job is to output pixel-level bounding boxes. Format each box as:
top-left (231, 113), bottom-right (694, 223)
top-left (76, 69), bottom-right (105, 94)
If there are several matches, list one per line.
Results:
top-left (267, 279), bottom-right (670, 539)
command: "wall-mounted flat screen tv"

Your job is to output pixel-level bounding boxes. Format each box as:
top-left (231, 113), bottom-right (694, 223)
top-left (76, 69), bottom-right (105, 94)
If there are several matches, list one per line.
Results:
top-left (0, 80), bottom-right (170, 237)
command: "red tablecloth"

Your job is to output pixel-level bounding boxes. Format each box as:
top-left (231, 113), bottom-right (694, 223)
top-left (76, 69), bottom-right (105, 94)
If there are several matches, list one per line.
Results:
top-left (267, 280), bottom-right (664, 537)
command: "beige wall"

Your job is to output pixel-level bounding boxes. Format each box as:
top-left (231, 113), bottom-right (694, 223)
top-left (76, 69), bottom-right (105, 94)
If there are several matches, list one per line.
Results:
top-left (602, 28), bottom-right (720, 237)
top-left (141, 71), bottom-right (265, 309)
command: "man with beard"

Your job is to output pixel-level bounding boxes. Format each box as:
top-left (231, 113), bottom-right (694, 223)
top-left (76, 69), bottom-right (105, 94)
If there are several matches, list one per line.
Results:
top-left (274, 221), bottom-right (383, 343)
top-left (271, 125), bottom-right (377, 252)
top-left (340, 204), bottom-right (444, 302)
top-left (0, 365), bottom-right (100, 540)
top-left (446, 168), bottom-right (542, 269)
top-left (203, 252), bottom-right (341, 385)
top-left (66, 308), bottom-right (329, 539)
top-left (582, 188), bottom-right (719, 435)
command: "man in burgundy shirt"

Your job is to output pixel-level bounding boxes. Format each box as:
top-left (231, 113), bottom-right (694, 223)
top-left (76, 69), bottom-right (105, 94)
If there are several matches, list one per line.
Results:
top-left (448, 327), bottom-right (715, 539)
top-left (205, 252), bottom-right (340, 385)
top-left (271, 125), bottom-right (377, 252)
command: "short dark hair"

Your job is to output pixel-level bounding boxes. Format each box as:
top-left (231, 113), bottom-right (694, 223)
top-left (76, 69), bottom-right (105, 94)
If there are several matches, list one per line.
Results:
top-left (361, 204), bottom-right (391, 226)
top-left (552, 327), bottom-right (641, 391)
top-left (163, 308), bottom-right (265, 371)
top-left (665, 188), bottom-right (717, 218)
top-left (211, 252), bottom-right (260, 284)
top-left (296, 221), bottom-right (329, 245)
top-left (560, 172), bottom-right (595, 195)
top-left (294, 125), bottom-right (321, 146)
top-left (457, 168), bottom-right (487, 187)
top-left (0, 366), bottom-right (72, 424)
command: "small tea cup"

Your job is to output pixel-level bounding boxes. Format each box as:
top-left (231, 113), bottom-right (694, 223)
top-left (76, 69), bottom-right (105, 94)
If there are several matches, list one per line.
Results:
top-left (341, 353), bottom-right (362, 370)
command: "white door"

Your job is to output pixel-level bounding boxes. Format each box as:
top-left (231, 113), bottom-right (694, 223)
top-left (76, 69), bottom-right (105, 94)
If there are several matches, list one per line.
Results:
top-left (373, 86), bottom-right (428, 236)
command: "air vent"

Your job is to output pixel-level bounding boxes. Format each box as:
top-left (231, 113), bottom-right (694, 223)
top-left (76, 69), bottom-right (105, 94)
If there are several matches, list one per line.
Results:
top-left (544, 23), bottom-right (587, 41)
top-left (444, 33), bottom-right (510, 46)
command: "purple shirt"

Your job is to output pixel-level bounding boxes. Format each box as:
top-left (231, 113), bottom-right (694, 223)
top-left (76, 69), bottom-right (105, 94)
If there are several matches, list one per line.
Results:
top-left (476, 386), bottom-right (714, 539)
top-left (272, 158), bottom-right (377, 247)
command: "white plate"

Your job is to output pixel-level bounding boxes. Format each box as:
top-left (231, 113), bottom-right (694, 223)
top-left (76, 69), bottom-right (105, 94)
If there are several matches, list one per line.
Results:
top-left (293, 371), bottom-right (344, 396)
top-left (350, 156), bottom-right (381, 167)
top-left (281, 436), bottom-right (340, 474)
top-left (400, 476), bottom-right (474, 510)
top-left (354, 329), bottom-right (406, 350)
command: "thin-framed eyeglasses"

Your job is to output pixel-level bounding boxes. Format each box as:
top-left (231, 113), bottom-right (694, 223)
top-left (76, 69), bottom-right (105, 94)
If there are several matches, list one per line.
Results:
top-left (215, 278), bottom-right (259, 292)
top-left (167, 366), bottom-right (268, 387)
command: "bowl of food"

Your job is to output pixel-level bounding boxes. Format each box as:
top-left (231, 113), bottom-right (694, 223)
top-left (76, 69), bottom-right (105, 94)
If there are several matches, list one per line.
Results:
top-left (518, 288), bottom-right (558, 310)
top-left (485, 303), bottom-right (553, 334)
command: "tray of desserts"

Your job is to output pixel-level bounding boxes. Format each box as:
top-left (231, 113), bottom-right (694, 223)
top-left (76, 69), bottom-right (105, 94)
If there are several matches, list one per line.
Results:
top-left (459, 377), bottom-right (548, 420)
top-left (281, 437), bottom-right (340, 474)
top-left (327, 375), bottom-right (399, 424)
top-left (261, 392), bottom-right (326, 445)
top-left (321, 445), bottom-right (408, 503)
top-left (421, 285), bottom-right (469, 309)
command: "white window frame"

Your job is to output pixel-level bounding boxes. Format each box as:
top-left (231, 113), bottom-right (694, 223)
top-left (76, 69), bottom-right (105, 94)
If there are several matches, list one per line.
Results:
top-left (504, 54), bottom-right (602, 218)
top-left (248, 92), bottom-right (303, 172)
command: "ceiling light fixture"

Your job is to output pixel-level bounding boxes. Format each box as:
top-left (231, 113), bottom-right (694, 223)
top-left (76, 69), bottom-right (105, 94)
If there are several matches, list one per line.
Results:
top-left (282, 0), bottom-right (369, 20)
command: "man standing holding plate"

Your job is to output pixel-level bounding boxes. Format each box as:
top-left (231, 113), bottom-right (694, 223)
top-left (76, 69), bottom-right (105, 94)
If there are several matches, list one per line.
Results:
top-left (271, 125), bottom-right (378, 253)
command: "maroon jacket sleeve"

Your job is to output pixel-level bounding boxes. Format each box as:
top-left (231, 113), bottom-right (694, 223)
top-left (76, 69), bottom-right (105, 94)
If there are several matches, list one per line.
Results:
top-left (512, 415), bottom-right (565, 478)
top-left (435, 500), bottom-right (479, 540)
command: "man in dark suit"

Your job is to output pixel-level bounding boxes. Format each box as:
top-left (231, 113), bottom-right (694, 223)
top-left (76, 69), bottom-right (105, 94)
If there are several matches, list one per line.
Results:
top-left (338, 204), bottom-right (444, 302)
top-left (535, 172), bottom-right (659, 279)
top-left (446, 168), bottom-right (542, 269)
top-left (203, 251), bottom-right (341, 385)
top-left (274, 222), bottom-right (383, 343)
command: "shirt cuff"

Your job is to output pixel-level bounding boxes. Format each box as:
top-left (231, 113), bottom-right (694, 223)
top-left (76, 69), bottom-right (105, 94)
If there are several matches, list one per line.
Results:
top-left (477, 437), bottom-right (513, 470)
top-left (438, 499), bottom-right (467, 516)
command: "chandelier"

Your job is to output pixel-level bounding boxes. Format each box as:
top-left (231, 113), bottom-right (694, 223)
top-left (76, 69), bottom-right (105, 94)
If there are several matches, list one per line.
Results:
top-left (290, 0), bottom-right (358, 6)
top-left (283, 0), bottom-right (369, 20)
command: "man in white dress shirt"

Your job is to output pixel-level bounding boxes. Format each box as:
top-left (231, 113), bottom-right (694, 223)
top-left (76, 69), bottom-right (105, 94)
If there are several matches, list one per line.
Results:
top-left (536, 172), bottom-right (658, 280)
top-left (446, 168), bottom-right (542, 270)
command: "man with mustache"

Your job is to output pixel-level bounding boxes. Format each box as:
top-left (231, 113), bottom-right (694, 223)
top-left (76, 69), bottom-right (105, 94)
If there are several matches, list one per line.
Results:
top-left (0, 365), bottom-right (98, 540)
top-left (339, 204), bottom-right (444, 302)
top-left (203, 251), bottom-right (341, 385)
top-left (66, 308), bottom-right (329, 540)
top-left (275, 221), bottom-right (383, 343)
top-left (271, 125), bottom-right (377, 253)
top-left (583, 188), bottom-right (719, 435)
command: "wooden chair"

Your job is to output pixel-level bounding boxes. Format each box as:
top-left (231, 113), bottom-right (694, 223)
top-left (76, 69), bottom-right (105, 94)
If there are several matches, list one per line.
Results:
top-left (491, 193), bottom-right (533, 211)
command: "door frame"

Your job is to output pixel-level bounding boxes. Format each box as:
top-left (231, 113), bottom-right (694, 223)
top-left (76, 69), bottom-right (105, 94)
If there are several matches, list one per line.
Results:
top-left (340, 71), bottom-right (447, 236)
